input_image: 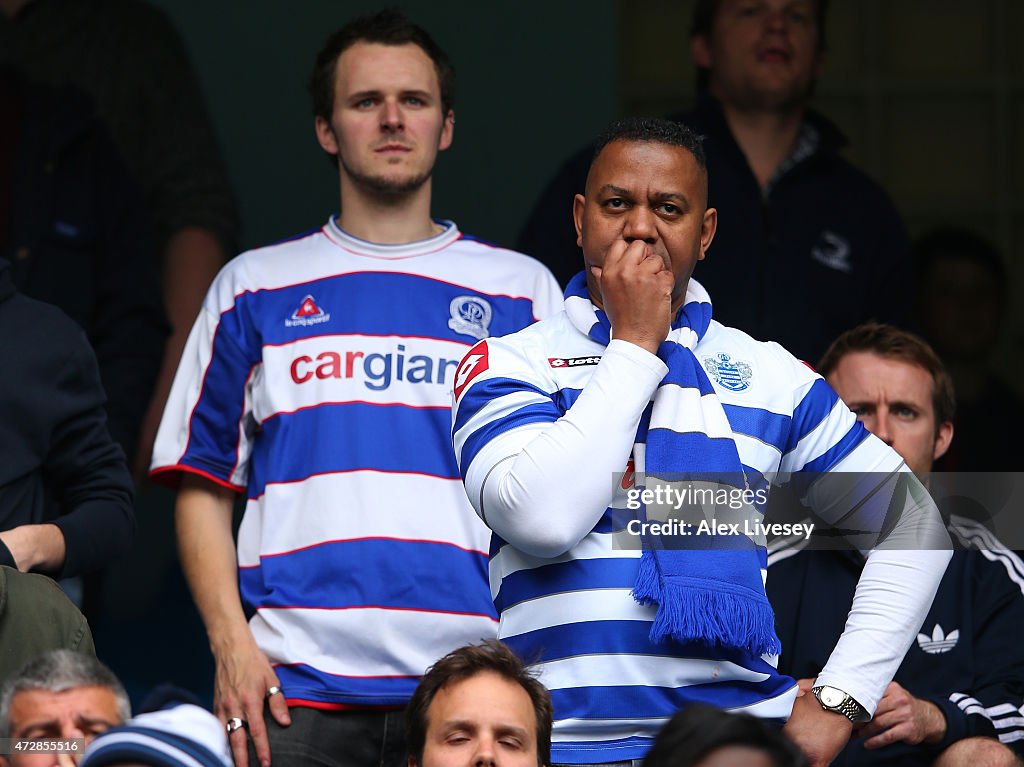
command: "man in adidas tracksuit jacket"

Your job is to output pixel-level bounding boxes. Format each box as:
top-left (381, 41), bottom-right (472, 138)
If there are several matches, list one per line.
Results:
top-left (768, 323), bottom-right (1024, 766)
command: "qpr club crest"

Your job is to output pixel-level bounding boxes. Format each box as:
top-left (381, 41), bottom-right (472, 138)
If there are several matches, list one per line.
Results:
top-left (703, 353), bottom-right (752, 391)
top-left (448, 295), bottom-right (492, 340)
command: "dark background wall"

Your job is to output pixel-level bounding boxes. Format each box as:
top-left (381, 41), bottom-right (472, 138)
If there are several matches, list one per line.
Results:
top-left (618, 0), bottom-right (1024, 380)
top-left (151, 0), bottom-right (1024, 381)
top-left (148, 0), bottom-right (618, 250)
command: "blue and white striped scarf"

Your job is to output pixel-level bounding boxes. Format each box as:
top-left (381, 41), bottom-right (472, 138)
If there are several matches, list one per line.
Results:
top-left (564, 271), bottom-right (780, 656)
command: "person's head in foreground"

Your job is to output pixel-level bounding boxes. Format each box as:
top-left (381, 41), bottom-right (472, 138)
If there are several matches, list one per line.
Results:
top-left (78, 701), bottom-right (231, 767)
top-left (818, 322), bottom-right (954, 477)
top-left (643, 704), bottom-right (808, 767)
top-left (406, 640), bottom-right (552, 767)
top-left (0, 650), bottom-right (130, 767)
top-left (574, 117), bottom-right (717, 316)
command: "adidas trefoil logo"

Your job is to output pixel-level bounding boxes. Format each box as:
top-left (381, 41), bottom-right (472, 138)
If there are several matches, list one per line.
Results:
top-left (917, 624), bottom-right (959, 654)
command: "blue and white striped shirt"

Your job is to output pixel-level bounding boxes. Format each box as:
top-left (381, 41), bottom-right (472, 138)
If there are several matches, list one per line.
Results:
top-left (152, 217), bottom-right (562, 708)
top-left (452, 306), bottom-right (917, 763)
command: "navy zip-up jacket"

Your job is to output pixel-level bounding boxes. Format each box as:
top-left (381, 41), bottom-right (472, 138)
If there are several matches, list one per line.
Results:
top-left (0, 257), bottom-right (135, 577)
top-left (768, 520), bottom-right (1024, 764)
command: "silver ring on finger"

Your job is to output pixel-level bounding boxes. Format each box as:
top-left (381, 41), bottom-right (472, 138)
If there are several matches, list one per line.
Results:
top-left (266, 685), bottom-right (283, 698)
top-left (225, 717), bottom-right (248, 734)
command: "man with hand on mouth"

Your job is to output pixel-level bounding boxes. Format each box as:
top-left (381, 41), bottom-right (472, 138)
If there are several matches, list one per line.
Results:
top-left (453, 117), bottom-right (949, 767)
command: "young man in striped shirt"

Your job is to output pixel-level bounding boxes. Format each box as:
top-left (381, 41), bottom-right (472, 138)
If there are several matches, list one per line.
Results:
top-left (150, 11), bottom-right (560, 767)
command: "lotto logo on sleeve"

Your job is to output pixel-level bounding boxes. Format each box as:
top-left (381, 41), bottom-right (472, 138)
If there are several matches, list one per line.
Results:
top-left (453, 342), bottom-right (489, 401)
top-left (548, 355), bottom-right (601, 368)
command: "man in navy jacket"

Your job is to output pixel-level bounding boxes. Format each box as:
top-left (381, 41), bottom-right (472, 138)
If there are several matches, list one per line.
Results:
top-left (768, 323), bottom-right (1024, 766)
top-left (0, 256), bottom-right (134, 578)
top-left (518, 0), bottom-right (911, 364)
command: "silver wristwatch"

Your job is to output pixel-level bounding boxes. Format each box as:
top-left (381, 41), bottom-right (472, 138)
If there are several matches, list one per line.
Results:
top-left (812, 685), bottom-right (871, 723)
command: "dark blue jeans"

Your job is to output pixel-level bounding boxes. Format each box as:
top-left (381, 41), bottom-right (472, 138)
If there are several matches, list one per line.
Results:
top-left (248, 706), bottom-right (406, 767)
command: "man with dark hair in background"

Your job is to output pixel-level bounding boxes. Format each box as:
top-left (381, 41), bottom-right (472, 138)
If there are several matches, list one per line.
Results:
top-left (406, 641), bottom-right (553, 767)
top-left (151, 9), bottom-right (560, 767)
top-left (768, 322), bottom-right (1024, 766)
top-left (519, 0), bottom-right (911, 364)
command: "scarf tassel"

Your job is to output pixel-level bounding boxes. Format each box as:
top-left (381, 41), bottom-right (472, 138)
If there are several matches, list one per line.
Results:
top-left (633, 551), bottom-right (781, 656)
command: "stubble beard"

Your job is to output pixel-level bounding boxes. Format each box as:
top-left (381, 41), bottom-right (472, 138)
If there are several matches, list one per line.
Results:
top-left (339, 156), bottom-right (434, 200)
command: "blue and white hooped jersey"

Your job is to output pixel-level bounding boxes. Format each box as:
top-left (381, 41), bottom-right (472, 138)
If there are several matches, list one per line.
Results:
top-left (151, 217), bottom-right (562, 708)
top-left (452, 310), bottom-right (903, 764)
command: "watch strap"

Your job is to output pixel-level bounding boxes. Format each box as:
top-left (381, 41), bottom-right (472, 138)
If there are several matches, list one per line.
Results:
top-left (812, 685), bottom-right (871, 723)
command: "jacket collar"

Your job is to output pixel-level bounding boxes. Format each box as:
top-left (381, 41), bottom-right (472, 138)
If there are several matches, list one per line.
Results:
top-left (685, 90), bottom-right (849, 157)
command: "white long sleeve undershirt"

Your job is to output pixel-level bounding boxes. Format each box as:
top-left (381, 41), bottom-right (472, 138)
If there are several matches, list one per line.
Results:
top-left (469, 338), bottom-right (951, 714)
top-left (473, 340), bottom-right (665, 558)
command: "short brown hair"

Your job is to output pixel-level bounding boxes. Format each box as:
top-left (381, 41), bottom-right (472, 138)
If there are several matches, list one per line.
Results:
top-left (406, 641), bottom-right (552, 766)
top-left (309, 8), bottom-right (455, 123)
top-left (818, 322), bottom-right (956, 433)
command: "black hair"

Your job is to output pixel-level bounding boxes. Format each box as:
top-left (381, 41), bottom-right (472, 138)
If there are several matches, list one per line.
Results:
top-left (593, 117), bottom-right (707, 172)
top-left (643, 704), bottom-right (808, 767)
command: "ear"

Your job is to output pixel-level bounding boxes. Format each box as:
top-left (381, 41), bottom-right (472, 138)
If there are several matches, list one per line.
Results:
top-left (438, 109), bottom-right (455, 152)
top-left (691, 35), bottom-right (712, 69)
top-left (699, 207), bottom-right (718, 260)
top-left (932, 421), bottom-right (953, 462)
top-left (572, 193), bottom-right (586, 248)
top-left (315, 115), bottom-right (339, 156)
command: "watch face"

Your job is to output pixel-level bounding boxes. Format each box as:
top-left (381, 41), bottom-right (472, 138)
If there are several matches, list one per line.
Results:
top-left (819, 687), bottom-right (844, 707)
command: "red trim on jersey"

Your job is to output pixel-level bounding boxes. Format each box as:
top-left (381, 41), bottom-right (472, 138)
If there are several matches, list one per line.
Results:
top-left (149, 464), bottom-right (245, 493)
top-left (227, 270), bottom-right (538, 308)
top-left (285, 698), bottom-right (405, 712)
top-left (247, 467), bottom-right (462, 502)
